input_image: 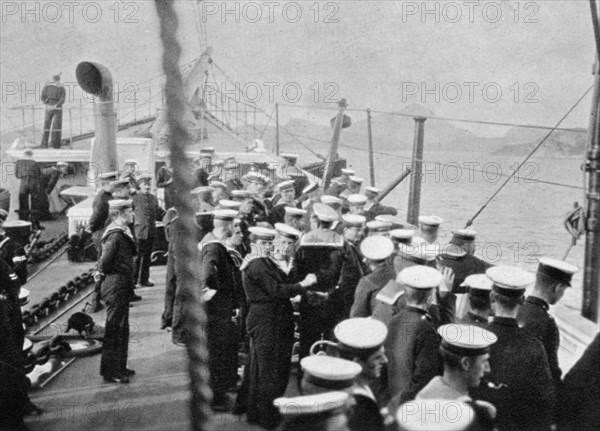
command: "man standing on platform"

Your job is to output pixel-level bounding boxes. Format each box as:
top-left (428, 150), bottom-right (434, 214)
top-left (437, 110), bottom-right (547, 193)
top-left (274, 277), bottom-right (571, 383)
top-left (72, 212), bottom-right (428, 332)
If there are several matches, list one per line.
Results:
top-left (97, 199), bottom-right (137, 384)
top-left (198, 209), bottom-right (240, 411)
top-left (518, 257), bottom-right (578, 387)
top-left (15, 150), bottom-right (42, 226)
top-left (40, 74), bottom-right (66, 149)
top-left (132, 174), bottom-right (165, 289)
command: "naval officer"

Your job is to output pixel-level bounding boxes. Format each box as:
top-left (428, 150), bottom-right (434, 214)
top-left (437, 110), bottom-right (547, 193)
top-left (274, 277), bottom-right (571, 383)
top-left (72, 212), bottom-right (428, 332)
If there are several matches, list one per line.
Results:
top-left (471, 265), bottom-right (555, 431)
top-left (518, 257), bottom-right (578, 386)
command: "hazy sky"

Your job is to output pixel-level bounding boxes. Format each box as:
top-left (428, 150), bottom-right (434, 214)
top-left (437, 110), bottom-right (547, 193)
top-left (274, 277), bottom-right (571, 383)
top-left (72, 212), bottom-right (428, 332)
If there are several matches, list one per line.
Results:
top-left (0, 1), bottom-right (596, 138)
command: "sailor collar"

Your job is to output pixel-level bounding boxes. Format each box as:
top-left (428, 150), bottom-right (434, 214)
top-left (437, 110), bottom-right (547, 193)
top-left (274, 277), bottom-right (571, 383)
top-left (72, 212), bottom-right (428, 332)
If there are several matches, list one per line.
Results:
top-left (102, 222), bottom-right (134, 241)
top-left (406, 305), bottom-right (432, 321)
top-left (491, 316), bottom-right (520, 327)
top-left (526, 295), bottom-right (550, 311)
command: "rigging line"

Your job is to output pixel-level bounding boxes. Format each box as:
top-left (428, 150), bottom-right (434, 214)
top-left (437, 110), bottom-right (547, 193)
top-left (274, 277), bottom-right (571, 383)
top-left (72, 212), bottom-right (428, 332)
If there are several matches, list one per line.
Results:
top-left (259, 105), bottom-right (276, 139)
top-left (590, 0), bottom-right (600, 59)
top-left (276, 102), bottom-right (588, 134)
top-left (337, 142), bottom-right (583, 191)
top-left (465, 85), bottom-right (594, 228)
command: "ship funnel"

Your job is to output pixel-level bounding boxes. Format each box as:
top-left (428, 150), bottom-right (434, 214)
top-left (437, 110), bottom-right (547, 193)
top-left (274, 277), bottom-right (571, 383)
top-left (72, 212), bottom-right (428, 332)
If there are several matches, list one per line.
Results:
top-left (75, 61), bottom-right (118, 184)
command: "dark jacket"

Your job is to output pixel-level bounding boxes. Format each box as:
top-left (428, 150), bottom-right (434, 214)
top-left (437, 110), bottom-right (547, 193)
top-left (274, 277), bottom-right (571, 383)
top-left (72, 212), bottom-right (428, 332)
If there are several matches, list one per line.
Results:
top-left (350, 263), bottom-right (396, 318)
top-left (198, 232), bottom-right (238, 318)
top-left (471, 317), bottom-right (555, 431)
top-left (41, 82), bottom-right (66, 106)
top-left (0, 234), bottom-right (27, 286)
top-left (88, 189), bottom-right (113, 233)
top-left (337, 240), bottom-right (367, 319)
top-left (386, 306), bottom-right (443, 405)
top-left (15, 159), bottom-right (40, 187)
top-left (438, 253), bottom-right (493, 293)
top-left (132, 192), bottom-right (164, 240)
top-left (518, 296), bottom-right (562, 385)
top-left (98, 223), bottom-right (137, 303)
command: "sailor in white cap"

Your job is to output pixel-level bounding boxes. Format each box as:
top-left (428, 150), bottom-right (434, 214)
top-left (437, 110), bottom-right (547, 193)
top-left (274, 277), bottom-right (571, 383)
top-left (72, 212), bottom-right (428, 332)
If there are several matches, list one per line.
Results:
top-left (417, 215), bottom-right (443, 245)
top-left (339, 176), bottom-right (364, 201)
top-left (518, 257), bottom-right (579, 386)
top-left (443, 229), bottom-right (493, 293)
top-left (362, 187), bottom-right (398, 221)
top-left (395, 399), bottom-right (476, 431)
top-left (284, 206), bottom-right (307, 232)
top-left (386, 266), bottom-right (444, 405)
top-left (269, 180), bottom-right (299, 225)
top-left (417, 324), bottom-right (497, 401)
top-left (209, 180), bottom-right (230, 204)
top-left (325, 167), bottom-right (356, 197)
top-left (190, 186), bottom-right (215, 214)
top-left (389, 229), bottom-right (414, 248)
top-left (222, 159), bottom-right (244, 191)
top-left (366, 220), bottom-right (393, 237)
top-left (295, 203), bottom-right (346, 360)
top-left (347, 193), bottom-right (367, 215)
top-left (458, 274), bottom-right (493, 327)
top-left (97, 199), bottom-right (136, 383)
top-left (300, 355), bottom-right (362, 394)
top-left (241, 223), bottom-right (316, 428)
top-left (319, 195), bottom-right (344, 233)
top-left (243, 171), bottom-right (270, 199)
top-left (132, 173), bottom-right (165, 289)
top-left (471, 265), bottom-right (554, 431)
top-left (301, 182), bottom-right (320, 211)
top-left (216, 199), bottom-right (242, 211)
top-left (191, 153), bottom-right (212, 188)
top-left (335, 317), bottom-right (390, 431)
top-left (195, 209), bottom-right (241, 410)
top-left (274, 392), bottom-right (351, 431)
top-left (394, 241), bottom-right (438, 274)
top-left (350, 236), bottom-right (396, 318)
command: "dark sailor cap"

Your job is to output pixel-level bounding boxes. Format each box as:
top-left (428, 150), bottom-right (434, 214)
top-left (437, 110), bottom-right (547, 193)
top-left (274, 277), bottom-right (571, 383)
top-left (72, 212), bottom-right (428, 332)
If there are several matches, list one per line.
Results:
top-left (108, 199), bottom-right (133, 210)
top-left (360, 236), bottom-right (395, 261)
top-left (274, 223), bottom-right (301, 240)
top-left (396, 399), bottom-right (475, 431)
top-left (212, 209), bottom-right (238, 221)
top-left (300, 356), bottom-right (362, 390)
top-left (537, 257), bottom-right (578, 286)
top-left (438, 323), bottom-right (497, 357)
top-left (334, 318), bottom-right (388, 357)
top-left (312, 203), bottom-right (339, 222)
top-left (397, 265), bottom-right (442, 290)
top-left (248, 226), bottom-right (276, 241)
top-left (200, 146), bottom-right (215, 154)
top-left (486, 265), bottom-right (535, 297)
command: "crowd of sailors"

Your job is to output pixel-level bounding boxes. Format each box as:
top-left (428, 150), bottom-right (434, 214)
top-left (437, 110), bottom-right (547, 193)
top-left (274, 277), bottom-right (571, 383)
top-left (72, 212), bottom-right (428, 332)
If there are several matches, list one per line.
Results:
top-left (1, 148), bottom-right (599, 431)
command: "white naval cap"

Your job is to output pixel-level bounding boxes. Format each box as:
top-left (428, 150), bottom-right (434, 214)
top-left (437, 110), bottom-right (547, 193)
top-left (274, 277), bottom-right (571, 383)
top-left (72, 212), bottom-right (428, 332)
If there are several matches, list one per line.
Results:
top-left (248, 226), bottom-right (276, 241)
top-left (438, 244), bottom-right (467, 261)
top-left (108, 199), bottom-right (133, 210)
top-left (360, 236), bottom-right (395, 261)
top-left (418, 215), bottom-right (444, 227)
top-left (209, 180), bottom-right (228, 190)
top-left (347, 194), bottom-right (368, 206)
top-left (461, 274), bottom-right (493, 296)
top-left (397, 265), bottom-right (442, 290)
top-left (274, 392), bottom-right (349, 418)
top-left (212, 209), bottom-right (238, 221)
top-left (190, 186), bottom-right (215, 195)
top-left (486, 265), bottom-right (535, 297)
top-left (274, 223), bottom-right (302, 240)
top-left (438, 324), bottom-right (497, 357)
top-left (334, 318), bottom-right (388, 355)
top-left (277, 180), bottom-right (296, 191)
top-left (321, 195), bottom-right (343, 207)
top-left (243, 172), bottom-right (269, 184)
top-left (300, 356), bottom-right (362, 390)
top-left (217, 200), bottom-right (241, 210)
top-left (452, 228), bottom-right (477, 241)
top-left (376, 214), bottom-right (412, 229)
top-left (342, 214), bottom-right (366, 227)
top-left (537, 257), bottom-right (579, 286)
top-left (136, 173), bottom-right (153, 183)
top-left (349, 175), bottom-right (365, 185)
top-left (366, 220), bottom-right (393, 233)
top-left (285, 206), bottom-right (307, 217)
top-left (364, 186), bottom-right (381, 195)
top-left (340, 168), bottom-right (356, 176)
top-left (312, 203), bottom-right (339, 222)
top-left (396, 399), bottom-right (475, 431)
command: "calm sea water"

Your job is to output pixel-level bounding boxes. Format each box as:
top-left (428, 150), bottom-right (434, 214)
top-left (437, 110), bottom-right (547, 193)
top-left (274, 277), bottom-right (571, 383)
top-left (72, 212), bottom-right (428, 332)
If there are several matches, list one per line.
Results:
top-left (343, 148), bottom-right (587, 312)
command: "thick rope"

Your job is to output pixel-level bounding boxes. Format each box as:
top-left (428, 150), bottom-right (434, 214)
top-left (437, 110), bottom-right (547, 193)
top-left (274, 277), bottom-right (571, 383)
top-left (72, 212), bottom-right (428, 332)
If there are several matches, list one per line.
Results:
top-left (154, 1), bottom-right (211, 429)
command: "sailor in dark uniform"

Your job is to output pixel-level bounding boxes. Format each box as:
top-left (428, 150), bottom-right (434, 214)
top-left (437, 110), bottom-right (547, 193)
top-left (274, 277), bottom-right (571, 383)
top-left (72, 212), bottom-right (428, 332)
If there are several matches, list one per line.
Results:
top-left (241, 224), bottom-right (316, 428)
top-left (386, 266), bottom-right (444, 408)
top-left (274, 392), bottom-right (351, 431)
top-left (197, 209), bottom-right (240, 411)
top-left (389, 228), bottom-right (414, 250)
top-left (471, 265), bottom-right (555, 431)
top-left (191, 154), bottom-right (211, 188)
top-left (340, 176), bottom-right (364, 201)
top-left (443, 229), bottom-right (493, 292)
top-left (132, 174), bottom-right (165, 288)
top-left (0, 209), bottom-right (28, 285)
top-left (338, 214), bottom-right (368, 319)
top-left (320, 195), bottom-right (345, 234)
top-left (295, 203), bottom-right (346, 359)
top-left (192, 186), bottom-right (215, 239)
top-left (325, 168), bottom-right (355, 197)
top-left (346, 193), bottom-right (367, 216)
top-left (209, 180), bottom-right (230, 205)
top-left (350, 236), bottom-right (396, 318)
top-left (15, 150), bottom-right (42, 225)
top-left (283, 206), bottom-right (307, 232)
top-left (362, 187), bottom-right (398, 221)
top-left (416, 215), bottom-right (443, 245)
top-left (156, 162), bottom-right (176, 210)
top-left (160, 206), bottom-right (178, 330)
top-left (269, 180), bottom-right (298, 225)
top-left (518, 257), bottom-right (578, 387)
top-left (336, 318), bottom-right (391, 431)
top-left (299, 355), bottom-right (362, 395)
top-left (459, 274), bottom-right (493, 327)
top-left (222, 160), bottom-right (244, 191)
top-left (558, 332), bottom-right (600, 431)
top-left (97, 199), bottom-right (137, 384)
